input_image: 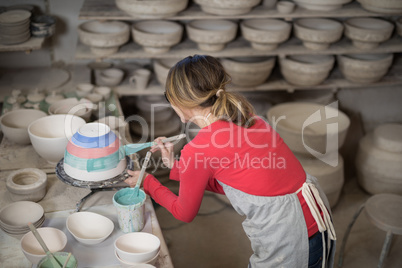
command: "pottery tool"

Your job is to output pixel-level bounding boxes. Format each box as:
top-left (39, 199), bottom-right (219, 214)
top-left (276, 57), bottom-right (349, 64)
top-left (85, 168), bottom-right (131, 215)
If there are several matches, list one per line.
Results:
top-left (132, 151), bottom-right (153, 197)
top-left (28, 222), bottom-right (62, 268)
top-left (124, 133), bottom-right (186, 155)
top-left (62, 252), bottom-right (72, 268)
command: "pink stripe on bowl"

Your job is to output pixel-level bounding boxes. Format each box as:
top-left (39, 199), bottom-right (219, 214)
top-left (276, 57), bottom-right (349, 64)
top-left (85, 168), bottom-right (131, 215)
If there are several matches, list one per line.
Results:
top-left (66, 136), bottom-right (121, 159)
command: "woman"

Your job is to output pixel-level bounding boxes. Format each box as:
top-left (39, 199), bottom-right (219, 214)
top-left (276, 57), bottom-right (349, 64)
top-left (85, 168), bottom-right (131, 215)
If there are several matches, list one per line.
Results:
top-left (125, 55), bottom-right (336, 268)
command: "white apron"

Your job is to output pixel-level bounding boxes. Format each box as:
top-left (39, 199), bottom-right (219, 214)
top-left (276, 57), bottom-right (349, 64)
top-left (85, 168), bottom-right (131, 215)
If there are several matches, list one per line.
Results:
top-left (218, 173), bottom-right (336, 268)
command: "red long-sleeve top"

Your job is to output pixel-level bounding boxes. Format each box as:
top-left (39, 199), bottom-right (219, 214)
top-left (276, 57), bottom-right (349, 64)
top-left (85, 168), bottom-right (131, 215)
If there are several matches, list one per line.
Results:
top-left (143, 117), bottom-right (319, 237)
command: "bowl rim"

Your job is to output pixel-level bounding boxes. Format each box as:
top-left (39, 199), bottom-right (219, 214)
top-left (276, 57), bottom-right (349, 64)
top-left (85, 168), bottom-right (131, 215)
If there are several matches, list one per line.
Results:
top-left (0, 109), bottom-right (47, 129)
top-left (114, 232), bottom-right (161, 256)
top-left (20, 227), bottom-right (67, 256)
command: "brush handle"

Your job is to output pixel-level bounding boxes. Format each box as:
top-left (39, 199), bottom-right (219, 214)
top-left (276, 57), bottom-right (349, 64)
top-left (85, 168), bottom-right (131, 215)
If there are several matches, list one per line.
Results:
top-left (135, 151), bottom-right (152, 190)
top-left (159, 133), bottom-right (186, 144)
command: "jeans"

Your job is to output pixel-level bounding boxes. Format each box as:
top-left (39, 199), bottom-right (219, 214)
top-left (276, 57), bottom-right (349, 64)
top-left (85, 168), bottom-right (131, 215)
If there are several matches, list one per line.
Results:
top-left (308, 231), bottom-right (327, 268)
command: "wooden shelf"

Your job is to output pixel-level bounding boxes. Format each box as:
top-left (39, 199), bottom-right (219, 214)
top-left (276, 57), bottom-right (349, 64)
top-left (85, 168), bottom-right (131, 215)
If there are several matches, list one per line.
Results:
top-left (75, 35), bottom-right (402, 60)
top-left (79, 0), bottom-right (391, 21)
top-left (115, 56), bottom-right (402, 96)
top-left (0, 37), bottom-right (45, 52)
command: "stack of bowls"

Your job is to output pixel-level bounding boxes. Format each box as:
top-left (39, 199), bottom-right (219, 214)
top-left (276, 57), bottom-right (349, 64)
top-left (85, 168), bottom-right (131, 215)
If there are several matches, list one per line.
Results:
top-left (294, 18), bottom-right (344, 50)
top-left (357, 0), bottom-right (402, 14)
top-left (114, 232), bottom-right (161, 266)
top-left (221, 57), bottom-right (276, 87)
top-left (0, 201), bottom-right (45, 235)
top-left (64, 123), bottom-right (127, 182)
top-left (96, 68), bottom-right (125, 87)
top-left (337, 53), bottom-right (393, 84)
top-left (0, 9), bottom-right (31, 45)
top-left (132, 20), bottom-right (183, 54)
top-left (115, 0), bottom-right (188, 18)
top-left (186, 19), bottom-right (238, 52)
top-left (356, 123), bottom-right (402, 195)
top-left (194, 0), bottom-right (261, 15)
top-left (153, 58), bottom-right (179, 86)
top-left (48, 97), bottom-right (94, 122)
top-left (293, 0), bottom-right (352, 11)
top-left (30, 15), bottom-right (55, 37)
top-left (20, 227), bottom-right (67, 266)
top-left (279, 55), bottom-right (335, 86)
top-left (240, 19), bottom-right (292, 51)
top-left (344, 18), bottom-right (394, 50)
top-left (78, 20), bottom-right (130, 56)
top-left (0, 109), bottom-right (47, 145)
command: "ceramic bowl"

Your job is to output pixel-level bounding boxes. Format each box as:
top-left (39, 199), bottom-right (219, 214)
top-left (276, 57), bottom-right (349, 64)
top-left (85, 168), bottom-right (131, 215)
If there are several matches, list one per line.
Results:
top-left (186, 19), bottom-right (238, 52)
top-left (337, 53), bottom-right (393, 84)
top-left (63, 123), bottom-right (127, 181)
top-left (357, 0), bottom-right (402, 14)
top-left (45, 93), bottom-right (64, 105)
top-left (279, 55), bottom-right (335, 86)
top-left (20, 227), bottom-right (67, 265)
top-left (153, 58), bottom-right (179, 86)
top-left (194, 0), bottom-right (260, 15)
top-left (86, 93), bottom-right (103, 104)
top-left (115, 0), bottom-right (188, 18)
top-left (28, 115), bottom-right (86, 164)
top-left (114, 232), bottom-right (160, 264)
top-left (240, 19), bottom-right (292, 51)
top-left (115, 249), bottom-right (159, 267)
top-left (67, 212), bottom-right (114, 245)
top-left (276, 1), bottom-right (296, 14)
top-left (98, 68), bottom-right (124, 87)
top-left (221, 57), bottom-right (276, 87)
top-left (294, 18), bottom-right (344, 50)
top-left (293, 0), bottom-right (352, 11)
top-left (0, 109), bottom-right (47, 145)
top-left (94, 86), bottom-right (112, 100)
top-left (132, 20), bottom-right (183, 54)
top-left (76, 83), bottom-right (94, 98)
top-left (78, 20), bottom-right (130, 56)
top-left (373, 123), bottom-right (402, 153)
top-left (48, 98), bottom-right (94, 122)
top-left (266, 102), bottom-right (350, 156)
top-left (344, 18), bottom-right (394, 50)
top-left (6, 168), bottom-right (47, 202)
top-left (0, 201), bottom-right (44, 228)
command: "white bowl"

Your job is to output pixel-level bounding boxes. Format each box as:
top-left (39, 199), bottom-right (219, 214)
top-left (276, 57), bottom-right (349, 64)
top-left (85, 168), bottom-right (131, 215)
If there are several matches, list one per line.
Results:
top-left (115, 249), bottom-right (159, 267)
top-left (20, 227), bottom-right (67, 265)
top-left (240, 19), bottom-right (292, 51)
top-left (186, 19), bottom-right (238, 52)
top-left (0, 109), bottom-right (47, 145)
top-left (293, 0), bottom-right (352, 11)
top-left (153, 58), bottom-right (179, 86)
top-left (6, 168), bottom-right (47, 202)
top-left (115, 0), bottom-right (188, 18)
top-left (48, 98), bottom-right (94, 122)
top-left (132, 20), bottom-right (183, 54)
top-left (67, 212), bottom-right (114, 245)
top-left (98, 68), bottom-right (124, 87)
top-left (294, 18), bottom-right (344, 50)
top-left (28, 115), bottom-right (86, 164)
top-left (114, 232), bottom-right (160, 264)
top-left (344, 18), bottom-right (394, 50)
top-left (194, 0), bottom-right (260, 15)
top-left (266, 102), bottom-right (350, 156)
top-left (0, 201), bottom-right (44, 228)
top-left (357, 0), bottom-right (402, 14)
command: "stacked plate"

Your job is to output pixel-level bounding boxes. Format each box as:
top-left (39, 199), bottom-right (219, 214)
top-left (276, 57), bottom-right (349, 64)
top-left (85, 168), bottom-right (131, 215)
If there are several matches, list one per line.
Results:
top-left (0, 201), bottom-right (45, 235)
top-left (0, 9), bottom-right (31, 45)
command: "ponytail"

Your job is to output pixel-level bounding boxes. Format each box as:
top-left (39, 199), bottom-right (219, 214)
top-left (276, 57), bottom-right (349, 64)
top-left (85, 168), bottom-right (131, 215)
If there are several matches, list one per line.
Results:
top-left (166, 55), bottom-right (256, 128)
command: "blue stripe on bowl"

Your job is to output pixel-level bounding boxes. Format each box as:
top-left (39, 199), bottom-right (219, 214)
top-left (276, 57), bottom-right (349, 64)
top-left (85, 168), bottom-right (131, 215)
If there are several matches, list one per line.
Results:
top-left (71, 130), bottom-right (117, 148)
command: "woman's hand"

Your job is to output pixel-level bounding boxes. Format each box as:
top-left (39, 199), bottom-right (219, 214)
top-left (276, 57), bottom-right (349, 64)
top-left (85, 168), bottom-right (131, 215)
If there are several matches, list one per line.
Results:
top-left (150, 137), bottom-right (175, 169)
top-left (124, 170), bottom-right (149, 188)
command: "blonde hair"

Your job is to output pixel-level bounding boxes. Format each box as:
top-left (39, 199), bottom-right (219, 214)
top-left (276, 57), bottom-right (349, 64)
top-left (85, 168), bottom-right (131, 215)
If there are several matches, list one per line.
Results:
top-left (165, 55), bottom-right (255, 128)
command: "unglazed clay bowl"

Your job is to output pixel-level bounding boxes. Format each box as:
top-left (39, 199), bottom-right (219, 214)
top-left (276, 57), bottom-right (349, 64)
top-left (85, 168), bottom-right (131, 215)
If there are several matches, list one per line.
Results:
top-left (279, 55), bottom-right (335, 86)
top-left (63, 123), bottom-right (127, 182)
top-left (293, 0), bottom-right (352, 11)
top-left (75, 83), bottom-right (94, 98)
top-left (337, 53), bottom-right (393, 84)
top-left (240, 19), bottom-right (291, 51)
top-left (294, 18), bottom-right (344, 50)
top-left (153, 58), bottom-right (179, 86)
top-left (221, 57), bottom-right (276, 87)
top-left (114, 232), bottom-right (160, 264)
top-left (20, 227), bottom-right (67, 265)
top-left (186, 19), bottom-right (238, 52)
top-left (194, 0), bottom-right (261, 15)
top-left (344, 18), bottom-right (394, 50)
top-left (48, 98), bottom-right (94, 122)
top-left (115, 249), bottom-right (159, 267)
top-left (267, 102), bottom-right (350, 156)
top-left (78, 20), bottom-right (130, 56)
top-left (115, 0), bottom-right (188, 18)
top-left (67, 212), bottom-right (114, 245)
top-left (28, 115), bottom-right (86, 164)
top-left (276, 1), bottom-right (296, 14)
top-left (357, 0), bottom-right (402, 14)
top-left (94, 86), bottom-right (112, 101)
top-left (373, 123), bottom-right (402, 153)
top-left (0, 201), bottom-right (44, 230)
top-left (131, 20), bottom-right (183, 54)
top-left (6, 168), bottom-right (47, 202)
top-left (0, 109), bottom-right (47, 145)
top-left (98, 68), bottom-right (124, 87)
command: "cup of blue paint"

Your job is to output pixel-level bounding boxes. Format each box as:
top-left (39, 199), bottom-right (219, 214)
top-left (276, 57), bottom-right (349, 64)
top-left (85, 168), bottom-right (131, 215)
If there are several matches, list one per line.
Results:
top-left (113, 188), bottom-right (146, 233)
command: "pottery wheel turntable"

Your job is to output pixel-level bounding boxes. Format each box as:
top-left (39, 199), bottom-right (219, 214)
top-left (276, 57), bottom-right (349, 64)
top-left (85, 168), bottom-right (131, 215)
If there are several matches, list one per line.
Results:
top-left (56, 156), bottom-right (135, 212)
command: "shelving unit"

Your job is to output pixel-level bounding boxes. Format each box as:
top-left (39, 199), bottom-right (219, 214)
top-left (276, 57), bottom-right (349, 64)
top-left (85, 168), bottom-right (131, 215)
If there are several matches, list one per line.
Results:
top-left (0, 37), bottom-right (45, 53)
top-left (77, 0), bottom-right (402, 96)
